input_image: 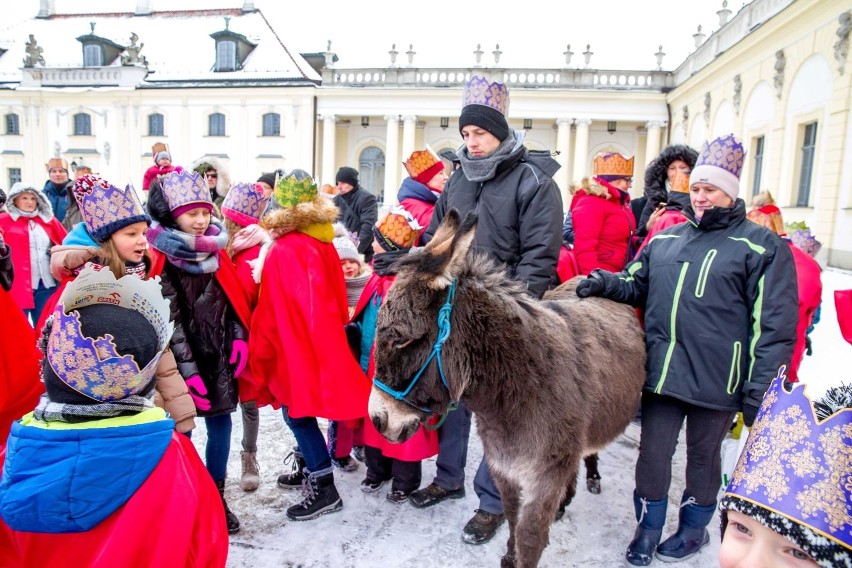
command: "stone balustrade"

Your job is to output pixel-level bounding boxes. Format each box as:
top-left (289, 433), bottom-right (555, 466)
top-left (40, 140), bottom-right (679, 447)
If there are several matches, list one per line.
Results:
top-left (20, 65), bottom-right (148, 88)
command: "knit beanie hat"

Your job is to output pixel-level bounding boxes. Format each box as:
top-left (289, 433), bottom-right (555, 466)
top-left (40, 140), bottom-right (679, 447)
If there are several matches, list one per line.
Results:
top-left (459, 75), bottom-right (510, 142)
top-left (689, 134), bottom-right (745, 201)
top-left (72, 174), bottom-right (151, 243)
top-left (154, 151), bottom-right (171, 163)
top-left (336, 166), bottom-right (359, 187)
top-left (257, 170), bottom-right (281, 188)
top-left (333, 224), bottom-right (363, 266)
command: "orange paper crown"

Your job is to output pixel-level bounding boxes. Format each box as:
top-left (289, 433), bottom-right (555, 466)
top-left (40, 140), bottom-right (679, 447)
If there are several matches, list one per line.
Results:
top-left (404, 146), bottom-right (444, 185)
top-left (46, 158), bottom-right (69, 172)
top-left (671, 169), bottom-right (691, 193)
top-left (593, 152), bottom-right (634, 177)
top-left (375, 206), bottom-right (423, 250)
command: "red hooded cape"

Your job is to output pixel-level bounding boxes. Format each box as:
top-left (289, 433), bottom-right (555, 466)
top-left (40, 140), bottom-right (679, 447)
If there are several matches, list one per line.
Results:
top-left (249, 232), bottom-right (370, 419)
top-left (0, 291), bottom-right (42, 447)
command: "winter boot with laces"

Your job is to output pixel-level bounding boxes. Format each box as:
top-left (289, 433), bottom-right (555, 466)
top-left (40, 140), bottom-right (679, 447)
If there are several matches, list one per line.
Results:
top-left (240, 451), bottom-right (260, 492)
top-left (625, 491), bottom-right (667, 566)
top-left (215, 479), bottom-right (241, 534)
top-left (277, 446), bottom-right (307, 489)
top-left (286, 466), bottom-right (343, 521)
top-left (655, 493), bottom-right (714, 563)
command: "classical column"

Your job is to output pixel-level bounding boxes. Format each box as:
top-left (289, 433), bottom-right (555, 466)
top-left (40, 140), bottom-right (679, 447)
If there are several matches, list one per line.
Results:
top-left (384, 115), bottom-right (400, 206)
top-left (320, 114), bottom-right (336, 187)
top-left (401, 115), bottom-right (417, 166)
top-left (645, 121), bottom-right (663, 164)
top-left (555, 118), bottom-right (573, 210)
top-left (573, 119), bottom-right (592, 181)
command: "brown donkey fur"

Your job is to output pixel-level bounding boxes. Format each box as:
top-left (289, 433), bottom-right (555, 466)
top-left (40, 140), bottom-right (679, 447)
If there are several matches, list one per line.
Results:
top-left (368, 210), bottom-right (646, 568)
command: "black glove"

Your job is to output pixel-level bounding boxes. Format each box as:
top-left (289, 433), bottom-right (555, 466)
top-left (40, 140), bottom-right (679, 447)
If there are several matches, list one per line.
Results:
top-left (576, 271), bottom-right (606, 298)
top-left (741, 402), bottom-right (760, 428)
top-left (805, 336), bottom-right (813, 356)
top-left (344, 322), bottom-right (362, 360)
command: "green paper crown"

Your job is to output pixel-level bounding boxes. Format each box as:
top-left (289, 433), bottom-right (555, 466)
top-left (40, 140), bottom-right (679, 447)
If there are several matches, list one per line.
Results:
top-left (274, 170), bottom-right (317, 208)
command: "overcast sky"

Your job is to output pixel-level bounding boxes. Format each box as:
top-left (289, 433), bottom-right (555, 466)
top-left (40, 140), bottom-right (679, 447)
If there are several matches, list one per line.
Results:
top-left (5, 0), bottom-right (748, 71)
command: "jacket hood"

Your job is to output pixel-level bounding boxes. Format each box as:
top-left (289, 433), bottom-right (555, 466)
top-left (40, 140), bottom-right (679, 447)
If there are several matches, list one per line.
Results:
top-left (0, 415), bottom-right (173, 533)
top-left (6, 182), bottom-right (54, 222)
top-left (397, 177), bottom-right (438, 204)
top-left (643, 144), bottom-right (699, 206)
top-left (191, 156), bottom-right (231, 198)
top-left (261, 196), bottom-right (339, 235)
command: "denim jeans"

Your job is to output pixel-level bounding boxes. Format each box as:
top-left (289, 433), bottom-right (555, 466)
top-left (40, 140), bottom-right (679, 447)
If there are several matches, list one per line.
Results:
top-left (25, 283), bottom-right (56, 326)
top-left (282, 407), bottom-right (332, 473)
top-left (185, 413), bottom-right (233, 482)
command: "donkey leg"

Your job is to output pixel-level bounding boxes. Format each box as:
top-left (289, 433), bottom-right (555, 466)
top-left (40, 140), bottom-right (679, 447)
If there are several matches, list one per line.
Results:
top-left (584, 453), bottom-right (602, 494)
top-left (492, 471), bottom-right (520, 568)
top-left (515, 466), bottom-right (576, 568)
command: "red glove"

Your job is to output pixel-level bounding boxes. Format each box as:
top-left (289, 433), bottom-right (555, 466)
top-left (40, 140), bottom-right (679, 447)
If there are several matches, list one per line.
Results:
top-left (230, 339), bottom-right (248, 378)
top-left (185, 375), bottom-right (211, 411)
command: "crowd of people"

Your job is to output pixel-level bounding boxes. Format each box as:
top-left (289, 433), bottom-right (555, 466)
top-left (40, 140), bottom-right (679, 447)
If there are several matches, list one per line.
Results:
top-left (0, 73), bottom-right (848, 568)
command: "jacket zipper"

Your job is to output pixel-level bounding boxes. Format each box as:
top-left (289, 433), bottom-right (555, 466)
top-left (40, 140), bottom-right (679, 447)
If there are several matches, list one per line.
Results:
top-left (694, 249), bottom-right (717, 298)
top-left (727, 341), bottom-right (743, 394)
top-left (655, 261), bottom-right (690, 394)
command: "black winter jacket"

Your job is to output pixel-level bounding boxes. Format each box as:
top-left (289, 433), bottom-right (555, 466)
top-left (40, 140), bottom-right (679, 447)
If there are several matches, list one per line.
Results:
top-left (160, 262), bottom-right (246, 417)
top-left (593, 200), bottom-right (797, 414)
top-left (423, 139), bottom-right (563, 299)
top-left (334, 187), bottom-right (378, 262)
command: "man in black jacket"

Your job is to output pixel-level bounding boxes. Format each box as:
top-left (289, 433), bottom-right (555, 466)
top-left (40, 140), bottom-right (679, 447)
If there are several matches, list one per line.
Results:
top-left (409, 75), bottom-right (563, 545)
top-left (333, 167), bottom-right (378, 263)
top-left (577, 134), bottom-right (797, 566)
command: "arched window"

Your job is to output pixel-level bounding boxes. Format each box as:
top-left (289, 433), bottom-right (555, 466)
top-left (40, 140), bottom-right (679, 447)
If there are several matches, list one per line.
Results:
top-left (262, 113), bottom-right (280, 136)
top-left (215, 40), bottom-right (237, 72)
top-left (209, 113), bottom-right (226, 136)
top-left (5, 113), bottom-right (19, 135)
top-left (73, 113), bottom-right (92, 136)
top-left (148, 113), bottom-right (164, 136)
top-left (358, 146), bottom-right (385, 201)
top-left (83, 44), bottom-right (103, 67)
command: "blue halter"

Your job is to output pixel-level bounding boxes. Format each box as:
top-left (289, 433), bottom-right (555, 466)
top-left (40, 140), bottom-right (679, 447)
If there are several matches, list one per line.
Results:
top-left (373, 279), bottom-right (458, 418)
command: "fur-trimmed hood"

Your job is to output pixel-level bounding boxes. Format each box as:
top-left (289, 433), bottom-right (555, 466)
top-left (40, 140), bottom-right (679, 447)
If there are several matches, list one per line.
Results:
top-left (643, 144), bottom-right (699, 207)
top-left (191, 156), bottom-right (231, 199)
top-left (261, 196), bottom-right (339, 237)
top-left (6, 182), bottom-right (54, 222)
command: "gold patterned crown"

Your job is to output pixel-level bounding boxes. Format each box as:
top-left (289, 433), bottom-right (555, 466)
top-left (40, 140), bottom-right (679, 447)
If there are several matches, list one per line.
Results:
top-left (404, 146), bottom-right (444, 185)
top-left (725, 370), bottom-right (852, 551)
top-left (46, 265), bottom-right (174, 403)
top-left (221, 182), bottom-right (269, 227)
top-left (72, 174), bottom-right (150, 242)
top-left (593, 152), bottom-right (634, 177)
top-left (273, 169), bottom-right (318, 209)
top-left (695, 134), bottom-right (745, 178)
top-left (463, 75), bottom-right (510, 115)
top-left (374, 206), bottom-right (423, 251)
top-left (46, 158), bottom-right (69, 172)
top-left (160, 170), bottom-right (212, 212)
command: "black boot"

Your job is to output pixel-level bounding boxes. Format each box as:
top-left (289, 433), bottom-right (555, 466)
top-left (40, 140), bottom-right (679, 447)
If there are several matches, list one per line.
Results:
top-left (286, 466), bottom-right (343, 521)
top-left (625, 491), bottom-right (667, 566)
top-left (277, 446), bottom-right (307, 489)
top-left (655, 493), bottom-right (714, 562)
top-left (215, 479), bottom-right (240, 534)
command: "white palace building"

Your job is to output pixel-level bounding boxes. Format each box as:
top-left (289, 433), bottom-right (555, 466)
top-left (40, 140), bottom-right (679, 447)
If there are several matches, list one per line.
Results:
top-left (0, 0), bottom-right (850, 268)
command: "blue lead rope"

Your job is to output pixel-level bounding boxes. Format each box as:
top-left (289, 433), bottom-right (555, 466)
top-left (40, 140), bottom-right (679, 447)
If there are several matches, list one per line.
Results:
top-left (373, 279), bottom-right (459, 419)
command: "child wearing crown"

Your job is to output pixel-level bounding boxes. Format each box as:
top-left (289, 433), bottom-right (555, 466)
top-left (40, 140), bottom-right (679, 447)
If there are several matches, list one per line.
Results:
top-left (146, 170), bottom-right (252, 534)
top-left (0, 266), bottom-right (228, 566)
top-left (249, 169), bottom-right (371, 521)
top-left (350, 207), bottom-right (439, 503)
top-left (220, 182), bottom-right (273, 492)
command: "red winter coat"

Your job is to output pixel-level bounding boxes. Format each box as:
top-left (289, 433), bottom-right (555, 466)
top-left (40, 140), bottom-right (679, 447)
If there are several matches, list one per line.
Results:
top-left (570, 178), bottom-right (635, 274)
top-left (788, 243), bottom-right (822, 382)
top-left (0, 213), bottom-right (66, 311)
top-left (249, 231), bottom-right (371, 420)
top-left (837, 289), bottom-right (852, 345)
top-left (143, 164), bottom-right (176, 191)
top-left (399, 198), bottom-right (435, 245)
top-left (0, 290), bottom-right (42, 447)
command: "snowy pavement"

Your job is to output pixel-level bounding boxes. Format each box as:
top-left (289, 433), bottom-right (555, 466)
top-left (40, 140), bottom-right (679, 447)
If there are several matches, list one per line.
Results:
top-left (191, 267), bottom-right (852, 568)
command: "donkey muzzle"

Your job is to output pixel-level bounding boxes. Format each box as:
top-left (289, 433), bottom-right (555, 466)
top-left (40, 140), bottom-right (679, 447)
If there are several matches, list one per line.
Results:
top-left (368, 387), bottom-right (422, 443)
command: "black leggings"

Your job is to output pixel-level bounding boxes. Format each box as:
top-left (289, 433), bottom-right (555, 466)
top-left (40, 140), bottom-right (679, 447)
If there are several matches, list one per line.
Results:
top-left (365, 446), bottom-right (422, 492)
top-left (635, 392), bottom-right (735, 506)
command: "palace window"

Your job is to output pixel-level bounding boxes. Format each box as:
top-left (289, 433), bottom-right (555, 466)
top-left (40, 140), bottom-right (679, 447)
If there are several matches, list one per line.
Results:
top-left (148, 113), bottom-right (164, 136)
top-left (8, 168), bottom-right (21, 187)
top-left (82, 44), bottom-right (104, 67)
top-left (215, 40), bottom-right (237, 72)
top-left (5, 113), bottom-right (19, 135)
top-left (358, 146), bottom-right (385, 203)
top-left (796, 122), bottom-right (817, 207)
top-left (209, 113), bottom-right (226, 136)
top-left (262, 113), bottom-right (280, 136)
top-left (751, 135), bottom-right (764, 196)
top-left (73, 112), bottom-right (92, 136)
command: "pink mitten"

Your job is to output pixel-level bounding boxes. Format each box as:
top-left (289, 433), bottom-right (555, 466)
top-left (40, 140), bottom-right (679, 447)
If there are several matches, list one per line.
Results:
top-left (185, 375), bottom-right (211, 411)
top-left (230, 339), bottom-right (248, 378)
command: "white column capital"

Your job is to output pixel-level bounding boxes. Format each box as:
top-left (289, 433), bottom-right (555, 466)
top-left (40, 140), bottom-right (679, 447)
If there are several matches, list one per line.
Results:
top-left (574, 118), bottom-right (593, 127)
top-left (556, 117), bottom-right (574, 126)
top-left (645, 120), bottom-right (665, 130)
top-left (319, 113), bottom-right (336, 122)
top-left (384, 114), bottom-right (399, 123)
top-left (401, 114), bottom-right (417, 124)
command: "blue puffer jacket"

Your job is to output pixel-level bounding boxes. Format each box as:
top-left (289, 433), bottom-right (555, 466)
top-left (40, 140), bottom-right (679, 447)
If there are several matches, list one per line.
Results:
top-left (0, 414), bottom-right (173, 533)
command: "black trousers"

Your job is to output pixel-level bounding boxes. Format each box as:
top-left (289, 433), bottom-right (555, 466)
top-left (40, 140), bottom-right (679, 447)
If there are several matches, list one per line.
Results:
top-left (365, 445), bottom-right (422, 492)
top-left (635, 392), bottom-right (735, 506)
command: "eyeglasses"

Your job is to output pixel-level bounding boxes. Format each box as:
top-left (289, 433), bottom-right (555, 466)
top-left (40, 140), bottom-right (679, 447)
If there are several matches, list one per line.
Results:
top-left (207, 173), bottom-right (218, 178)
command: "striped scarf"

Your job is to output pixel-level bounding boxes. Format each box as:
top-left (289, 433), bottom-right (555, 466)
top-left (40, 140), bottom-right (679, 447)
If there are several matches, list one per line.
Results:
top-left (147, 217), bottom-right (228, 274)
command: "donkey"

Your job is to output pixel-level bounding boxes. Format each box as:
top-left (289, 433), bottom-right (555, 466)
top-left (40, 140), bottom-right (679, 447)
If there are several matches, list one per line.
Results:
top-left (369, 210), bottom-right (646, 568)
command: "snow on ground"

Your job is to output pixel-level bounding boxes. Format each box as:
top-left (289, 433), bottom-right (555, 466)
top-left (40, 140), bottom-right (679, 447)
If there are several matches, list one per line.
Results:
top-left (191, 267), bottom-right (852, 568)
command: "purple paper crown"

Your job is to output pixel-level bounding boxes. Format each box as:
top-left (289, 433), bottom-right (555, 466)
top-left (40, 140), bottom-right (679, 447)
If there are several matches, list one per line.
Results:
top-left (160, 170), bottom-right (212, 212)
top-left (695, 134), bottom-right (745, 179)
top-left (221, 182), bottom-right (269, 227)
top-left (72, 174), bottom-right (150, 242)
top-left (462, 75), bottom-right (509, 116)
top-left (725, 370), bottom-right (852, 551)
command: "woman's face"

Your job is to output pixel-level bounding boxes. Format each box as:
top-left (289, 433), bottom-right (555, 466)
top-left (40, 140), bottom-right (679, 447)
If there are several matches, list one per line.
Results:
top-left (110, 221), bottom-right (149, 264)
top-left (690, 182), bottom-right (734, 220)
top-left (720, 510), bottom-right (818, 568)
top-left (205, 170), bottom-right (218, 190)
top-left (175, 207), bottom-right (212, 235)
top-left (427, 170), bottom-right (449, 192)
top-left (667, 160), bottom-right (691, 183)
top-left (14, 192), bottom-right (38, 213)
top-left (49, 167), bottom-right (69, 185)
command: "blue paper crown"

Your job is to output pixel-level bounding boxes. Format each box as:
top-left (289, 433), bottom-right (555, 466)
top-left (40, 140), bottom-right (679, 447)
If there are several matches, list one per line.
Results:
top-left (462, 75), bottom-right (509, 116)
top-left (695, 134), bottom-right (745, 179)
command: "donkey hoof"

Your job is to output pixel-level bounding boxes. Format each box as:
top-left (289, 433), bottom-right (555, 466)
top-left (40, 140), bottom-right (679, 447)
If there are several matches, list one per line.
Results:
top-left (500, 552), bottom-right (517, 568)
top-left (586, 477), bottom-right (601, 494)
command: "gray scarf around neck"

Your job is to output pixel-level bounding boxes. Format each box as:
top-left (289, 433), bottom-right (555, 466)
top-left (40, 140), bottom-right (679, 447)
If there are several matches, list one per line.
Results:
top-left (459, 130), bottom-right (522, 183)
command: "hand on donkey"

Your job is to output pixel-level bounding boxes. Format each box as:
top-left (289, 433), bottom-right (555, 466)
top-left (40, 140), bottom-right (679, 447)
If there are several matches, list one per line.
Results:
top-left (576, 270), bottom-right (609, 298)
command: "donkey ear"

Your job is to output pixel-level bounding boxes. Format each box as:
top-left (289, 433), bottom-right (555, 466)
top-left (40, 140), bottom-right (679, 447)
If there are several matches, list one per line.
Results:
top-left (425, 212), bottom-right (477, 289)
top-left (424, 209), bottom-right (461, 252)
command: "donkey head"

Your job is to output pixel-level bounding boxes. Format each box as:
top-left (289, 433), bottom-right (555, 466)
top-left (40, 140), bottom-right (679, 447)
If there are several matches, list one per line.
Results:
top-left (369, 209), bottom-right (476, 443)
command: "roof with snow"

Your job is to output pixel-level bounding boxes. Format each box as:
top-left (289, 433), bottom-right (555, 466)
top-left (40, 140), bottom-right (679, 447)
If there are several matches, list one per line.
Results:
top-left (0, 3), bottom-right (321, 89)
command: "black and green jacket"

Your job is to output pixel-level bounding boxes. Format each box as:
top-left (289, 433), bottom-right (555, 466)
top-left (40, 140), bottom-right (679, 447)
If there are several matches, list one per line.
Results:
top-left (595, 199), bottom-right (798, 413)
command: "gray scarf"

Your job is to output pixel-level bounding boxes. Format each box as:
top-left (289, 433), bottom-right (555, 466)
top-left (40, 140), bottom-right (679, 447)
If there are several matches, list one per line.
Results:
top-left (458, 130), bottom-right (523, 182)
top-left (33, 393), bottom-right (155, 423)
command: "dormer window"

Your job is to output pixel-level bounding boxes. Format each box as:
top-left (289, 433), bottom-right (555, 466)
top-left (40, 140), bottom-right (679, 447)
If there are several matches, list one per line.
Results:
top-left (83, 44), bottom-right (103, 67)
top-left (210, 18), bottom-right (256, 73)
top-left (216, 40), bottom-right (237, 72)
top-left (76, 22), bottom-right (124, 68)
